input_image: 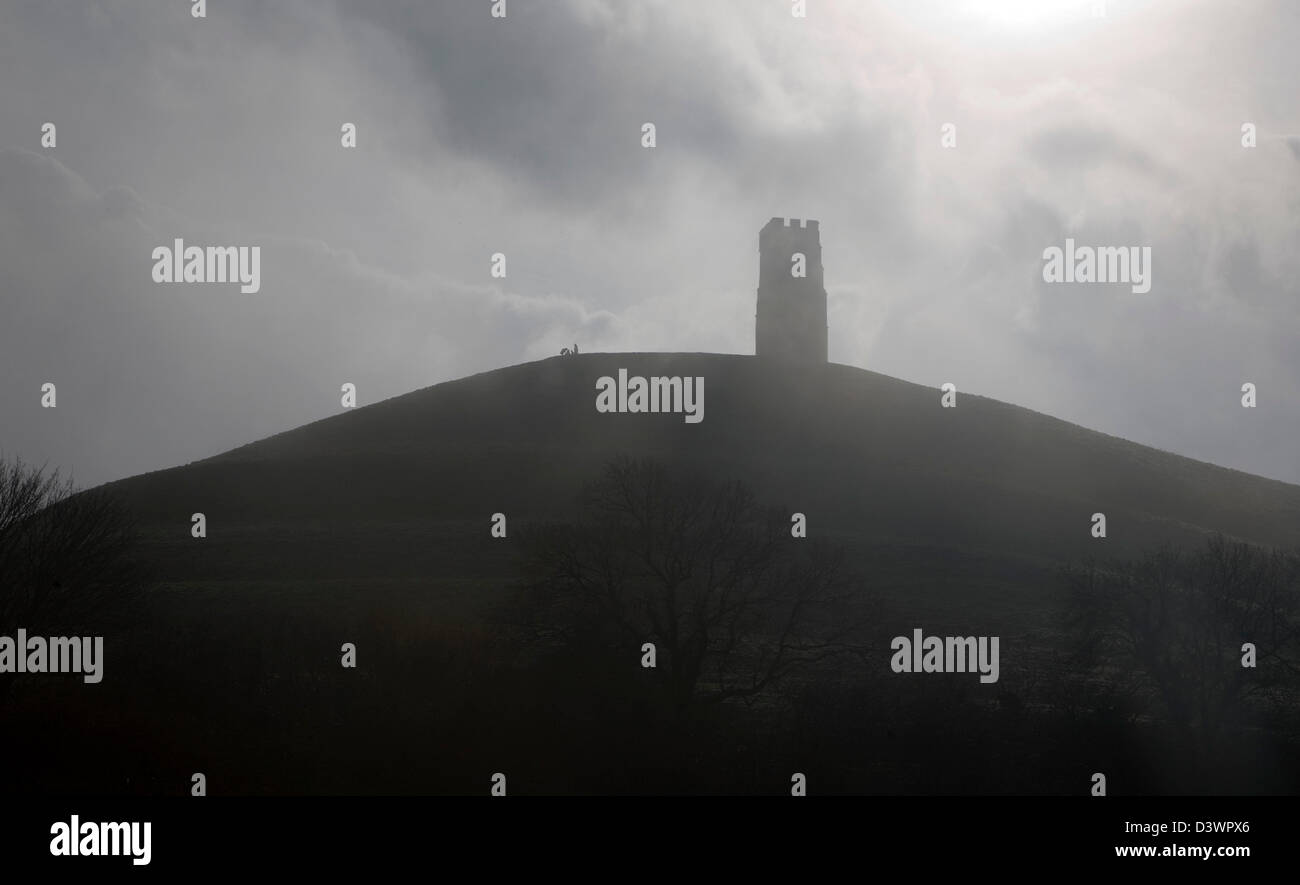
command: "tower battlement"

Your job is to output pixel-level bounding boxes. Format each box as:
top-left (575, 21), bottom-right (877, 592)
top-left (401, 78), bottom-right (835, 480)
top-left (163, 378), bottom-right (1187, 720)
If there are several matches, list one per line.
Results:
top-left (755, 217), bottom-right (828, 363)
top-left (759, 217), bottom-right (819, 248)
top-left (771, 216), bottom-right (819, 230)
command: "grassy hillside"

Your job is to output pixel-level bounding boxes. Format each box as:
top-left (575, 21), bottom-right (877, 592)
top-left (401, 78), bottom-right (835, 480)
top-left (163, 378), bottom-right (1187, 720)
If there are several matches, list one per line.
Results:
top-left (106, 352), bottom-right (1300, 582)
top-left (6, 353), bottom-right (1296, 796)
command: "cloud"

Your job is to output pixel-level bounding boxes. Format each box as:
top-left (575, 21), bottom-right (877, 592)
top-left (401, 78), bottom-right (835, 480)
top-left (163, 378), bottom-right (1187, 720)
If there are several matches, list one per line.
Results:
top-left (0, 147), bottom-right (613, 485)
top-left (0, 0), bottom-right (1297, 487)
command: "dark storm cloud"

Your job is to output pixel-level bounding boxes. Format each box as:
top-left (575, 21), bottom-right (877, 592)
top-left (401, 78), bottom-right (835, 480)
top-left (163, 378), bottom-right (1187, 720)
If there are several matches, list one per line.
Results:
top-left (328, 0), bottom-right (755, 210)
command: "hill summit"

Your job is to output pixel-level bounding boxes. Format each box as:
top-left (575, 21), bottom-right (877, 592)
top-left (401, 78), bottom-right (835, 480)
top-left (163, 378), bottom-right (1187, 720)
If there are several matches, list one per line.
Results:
top-left (103, 352), bottom-right (1299, 591)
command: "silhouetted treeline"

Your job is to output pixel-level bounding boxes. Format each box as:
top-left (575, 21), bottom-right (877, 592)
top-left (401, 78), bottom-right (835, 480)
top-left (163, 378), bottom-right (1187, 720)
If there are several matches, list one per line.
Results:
top-left (1, 455), bottom-right (1297, 795)
top-left (0, 457), bottom-right (148, 705)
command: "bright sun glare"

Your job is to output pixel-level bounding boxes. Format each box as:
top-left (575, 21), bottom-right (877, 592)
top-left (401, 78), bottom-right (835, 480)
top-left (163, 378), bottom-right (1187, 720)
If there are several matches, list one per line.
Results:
top-left (881, 0), bottom-right (1106, 35)
top-left (961, 0), bottom-right (1099, 30)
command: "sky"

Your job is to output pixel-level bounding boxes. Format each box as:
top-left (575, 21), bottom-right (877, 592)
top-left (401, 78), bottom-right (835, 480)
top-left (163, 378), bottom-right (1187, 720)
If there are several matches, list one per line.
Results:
top-left (1, 0), bottom-right (1297, 487)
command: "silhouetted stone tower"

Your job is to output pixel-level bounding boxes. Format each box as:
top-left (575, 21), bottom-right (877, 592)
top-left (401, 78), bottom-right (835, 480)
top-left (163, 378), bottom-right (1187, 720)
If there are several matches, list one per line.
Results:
top-left (755, 217), bottom-right (828, 363)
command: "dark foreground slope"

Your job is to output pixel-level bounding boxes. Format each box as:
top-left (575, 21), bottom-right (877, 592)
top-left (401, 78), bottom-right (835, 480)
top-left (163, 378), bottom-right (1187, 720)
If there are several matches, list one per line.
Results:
top-left (7, 354), bottom-right (1299, 796)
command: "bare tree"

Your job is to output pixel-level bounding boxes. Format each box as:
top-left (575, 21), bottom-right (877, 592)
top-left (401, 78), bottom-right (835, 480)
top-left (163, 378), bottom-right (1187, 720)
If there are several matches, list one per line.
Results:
top-left (0, 457), bottom-right (146, 703)
top-left (1064, 535), bottom-right (1300, 757)
top-left (509, 456), bottom-right (871, 714)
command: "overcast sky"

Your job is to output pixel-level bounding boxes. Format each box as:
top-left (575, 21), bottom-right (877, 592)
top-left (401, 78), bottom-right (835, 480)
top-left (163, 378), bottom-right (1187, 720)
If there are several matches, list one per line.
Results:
top-left (1, 0), bottom-right (1297, 487)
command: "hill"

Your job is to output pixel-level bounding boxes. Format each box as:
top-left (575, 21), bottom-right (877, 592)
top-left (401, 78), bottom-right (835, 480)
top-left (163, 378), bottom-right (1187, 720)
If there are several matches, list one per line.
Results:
top-left (7, 353), bottom-right (1297, 796)
top-left (106, 352), bottom-right (1300, 594)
